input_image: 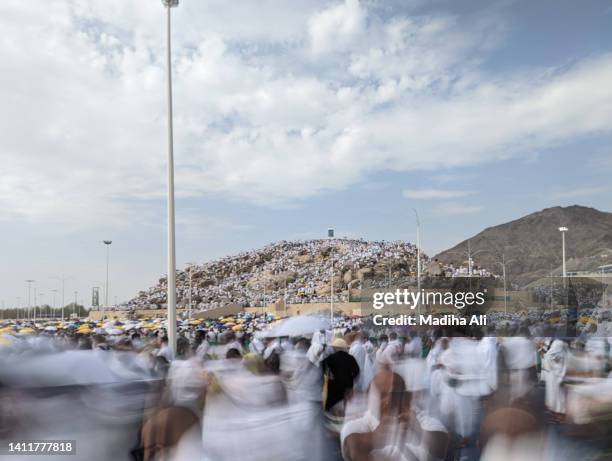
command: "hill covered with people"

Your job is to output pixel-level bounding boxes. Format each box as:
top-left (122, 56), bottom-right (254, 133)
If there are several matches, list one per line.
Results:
top-left (127, 239), bottom-right (428, 311)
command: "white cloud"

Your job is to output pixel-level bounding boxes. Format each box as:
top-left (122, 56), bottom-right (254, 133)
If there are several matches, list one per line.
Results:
top-left (402, 189), bottom-right (473, 199)
top-left (1, 1), bottom-right (612, 228)
top-left (308, 0), bottom-right (365, 55)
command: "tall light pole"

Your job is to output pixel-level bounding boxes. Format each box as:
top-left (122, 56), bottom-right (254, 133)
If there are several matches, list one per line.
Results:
top-left (559, 227), bottom-right (568, 278)
top-left (412, 209), bottom-right (421, 313)
top-left (185, 263), bottom-right (195, 319)
top-left (328, 228), bottom-right (335, 324)
top-left (495, 254), bottom-right (515, 314)
top-left (103, 240), bottom-right (112, 320)
top-left (550, 264), bottom-right (554, 309)
top-left (51, 275), bottom-right (72, 321)
top-left (33, 286), bottom-right (38, 322)
top-left (37, 292), bottom-right (44, 320)
top-left (25, 280), bottom-right (34, 322)
top-left (163, 0), bottom-right (179, 356)
top-left (262, 279), bottom-right (266, 316)
top-left (51, 289), bottom-right (58, 319)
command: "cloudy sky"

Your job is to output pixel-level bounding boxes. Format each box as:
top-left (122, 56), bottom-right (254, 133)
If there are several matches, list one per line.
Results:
top-left (2, 0), bottom-right (612, 308)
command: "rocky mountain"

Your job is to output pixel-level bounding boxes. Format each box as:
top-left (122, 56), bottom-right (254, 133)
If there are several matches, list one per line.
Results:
top-left (435, 205), bottom-right (612, 286)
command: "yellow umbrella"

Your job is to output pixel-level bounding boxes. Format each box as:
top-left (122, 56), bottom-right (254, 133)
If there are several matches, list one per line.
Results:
top-left (232, 325), bottom-right (242, 331)
top-left (18, 327), bottom-right (35, 335)
top-left (0, 327), bottom-right (14, 334)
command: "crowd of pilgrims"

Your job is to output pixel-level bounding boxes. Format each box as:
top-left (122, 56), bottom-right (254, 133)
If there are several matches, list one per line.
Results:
top-left (2, 310), bottom-right (612, 461)
top-left (123, 240), bottom-right (494, 312)
top-left (532, 282), bottom-right (609, 308)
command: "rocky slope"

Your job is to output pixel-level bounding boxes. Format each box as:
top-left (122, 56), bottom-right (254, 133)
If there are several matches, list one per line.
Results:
top-left (435, 205), bottom-right (612, 286)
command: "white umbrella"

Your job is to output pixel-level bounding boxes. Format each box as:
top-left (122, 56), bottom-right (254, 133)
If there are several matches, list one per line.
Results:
top-left (273, 315), bottom-right (330, 337)
top-left (44, 326), bottom-right (57, 332)
top-left (106, 328), bottom-right (123, 335)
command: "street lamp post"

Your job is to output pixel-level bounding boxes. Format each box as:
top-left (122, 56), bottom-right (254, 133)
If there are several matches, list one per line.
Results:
top-left (33, 286), bottom-right (38, 322)
top-left (185, 263), bottom-right (195, 319)
top-left (328, 227), bottom-right (335, 325)
top-left (162, 0), bottom-right (179, 356)
top-left (37, 292), bottom-right (44, 320)
top-left (495, 254), bottom-right (514, 314)
top-left (103, 240), bottom-right (112, 320)
top-left (51, 289), bottom-right (58, 319)
top-left (25, 280), bottom-right (34, 322)
top-left (550, 266), bottom-right (553, 308)
top-left (262, 280), bottom-right (266, 316)
top-left (559, 227), bottom-right (568, 278)
top-left (188, 268), bottom-right (192, 319)
top-left (51, 276), bottom-right (72, 320)
top-left (412, 209), bottom-right (421, 313)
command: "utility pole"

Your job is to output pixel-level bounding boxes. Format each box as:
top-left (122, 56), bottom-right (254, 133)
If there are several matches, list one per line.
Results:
top-left (51, 289), bottom-right (58, 319)
top-left (25, 280), bottom-right (34, 322)
top-left (413, 209), bottom-right (421, 313)
top-left (328, 227), bottom-right (335, 325)
top-left (162, 0), bottom-right (179, 357)
top-left (103, 240), bottom-right (112, 320)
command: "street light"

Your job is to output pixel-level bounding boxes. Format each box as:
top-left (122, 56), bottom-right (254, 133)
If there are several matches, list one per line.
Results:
top-left (493, 254), bottom-right (515, 314)
top-left (51, 275), bottom-right (72, 320)
top-left (25, 280), bottom-right (34, 322)
top-left (412, 209), bottom-right (421, 313)
top-left (262, 278), bottom-right (267, 317)
top-left (162, 0), bottom-right (179, 356)
top-left (51, 289), bottom-right (58, 319)
top-left (33, 286), bottom-right (38, 322)
top-left (559, 227), bottom-right (568, 278)
top-left (185, 262), bottom-right (196, 319)
top-left (103, 240), bottom-right (112, 320)
top-left (37, 292), bottom-right (45, 320)
top-left (328, 227), bottom-right (335, 324)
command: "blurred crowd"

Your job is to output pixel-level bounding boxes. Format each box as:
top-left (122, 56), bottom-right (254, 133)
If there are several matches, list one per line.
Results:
top-left (2, 307), bottom-right (612, 461)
